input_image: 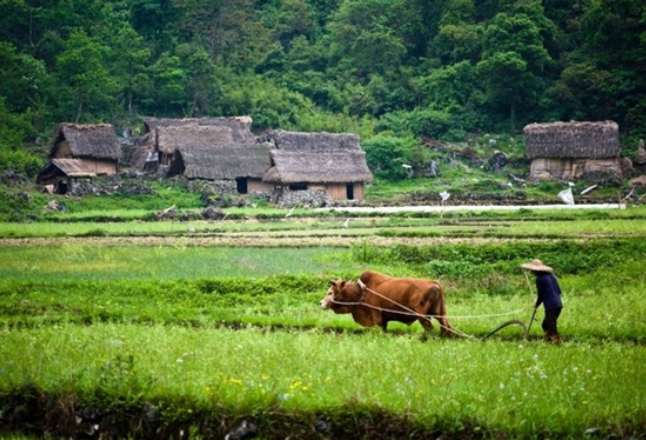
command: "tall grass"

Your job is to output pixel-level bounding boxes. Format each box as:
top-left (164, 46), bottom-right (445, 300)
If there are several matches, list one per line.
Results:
top-left (1, 225), bottom-right (645, 437)
top-left (0, 245), bottom-right (354, 281)
top-left (1, 324), bottom-right (644, 437)
top-left (1, 273), bottom-right (644, 343)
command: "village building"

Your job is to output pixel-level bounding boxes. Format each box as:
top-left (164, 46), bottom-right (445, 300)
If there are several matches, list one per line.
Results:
top-left (523, 121), bottom-right (622, 182)
top-left (132, 116), bottom-right (255, 169)
top-left (132, 117), bottom-right (373, 202)
top-left (36, 123), bottom-right (122, 194)
top-left (167, 143), bottom-right (274, 194)
top-left (262, 130), bottom-right (373, 201)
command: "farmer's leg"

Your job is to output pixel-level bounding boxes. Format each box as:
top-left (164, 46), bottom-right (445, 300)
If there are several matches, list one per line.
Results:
top-left (542, 309), bottom-right (559, 336)
top-left (543, 308), bottom-right (562, 344)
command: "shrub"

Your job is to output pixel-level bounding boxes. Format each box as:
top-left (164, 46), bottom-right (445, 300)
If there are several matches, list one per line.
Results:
top-left (362, 135), bottom-right (419, 180)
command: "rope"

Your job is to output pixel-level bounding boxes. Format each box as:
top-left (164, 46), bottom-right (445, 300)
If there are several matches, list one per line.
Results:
top-left (332, 300), bottom-right (527, 319)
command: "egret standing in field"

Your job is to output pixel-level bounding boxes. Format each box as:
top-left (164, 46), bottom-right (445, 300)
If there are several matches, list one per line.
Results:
top-left (343, 218), bottom-right (350, 228)
top-left (439, 191), bottom-right (450, 219)
top-left (402, 164), bottom-right (413, 178)
top-left (285, 207), bottom-right (295, 217)
top-left (622, 188), bottom-right (635, 200)
top-left (558, 187), bottom-right (574, 205)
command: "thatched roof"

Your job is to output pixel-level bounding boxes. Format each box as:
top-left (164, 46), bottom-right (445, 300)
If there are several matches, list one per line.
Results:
top-left (262, 150), bottom-right (373, 183)
top-left (170, 143), bottom-right (273, 180)
top-left (157, 126), bottom-right (235, 154)
top-left (49, 158), bottom-right (96, 176)
top-left (49, 123), bottom-right (122, 160)
top-left (523, 121), bottom-right (620, 159)
top-left (260, 130), bottom-right (372, 183)
top-left (266, 130), bottom-right (361, 152)
top-left (36, 159), bottom-right (96, 184)
top-left (144, 116), bottom-right (255, 145)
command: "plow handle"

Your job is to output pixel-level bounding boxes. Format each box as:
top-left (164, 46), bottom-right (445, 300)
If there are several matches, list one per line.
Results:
top-left (527, 307), bottom-right (537, 336)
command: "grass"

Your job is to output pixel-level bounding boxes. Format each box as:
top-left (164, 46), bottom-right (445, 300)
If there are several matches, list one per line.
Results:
top-left (0, 245), bottom-right (356, 281)
top-left (1, 207), bottom-right (646, 438)
top-left (2, 205), bottom-right (646, 240)
top-left (1, 324), bottom-right (645, 437)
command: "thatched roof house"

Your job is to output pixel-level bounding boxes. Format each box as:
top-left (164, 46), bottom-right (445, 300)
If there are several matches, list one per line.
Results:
top-left (263, 130), bottom-right (373, 200)
top-left (135, 116), bottom-right (256, 167)
top-left (47, 123), bottom-right (122, 163)
top-left (523, 121), bottom-right (622, 181)
top-left (168, 143), bottom-right (274, 193)
top-left (36, 123), bottom-right (122, 193)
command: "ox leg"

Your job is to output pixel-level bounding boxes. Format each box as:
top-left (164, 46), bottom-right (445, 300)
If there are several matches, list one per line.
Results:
top-left (419, 317), bottom-right (434, 333)
top-left (431, 304), bottom-right (452, 337)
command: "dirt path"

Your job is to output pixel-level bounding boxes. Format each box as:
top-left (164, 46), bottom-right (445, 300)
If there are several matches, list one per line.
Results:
top-left (0, 234), bottom-right (545, 248)
top-left (320, 203), bottom-right (626, 214)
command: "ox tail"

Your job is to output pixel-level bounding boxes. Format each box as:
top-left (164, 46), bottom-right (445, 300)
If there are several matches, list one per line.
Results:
top-left (432, 284), bottom-right (453, 337)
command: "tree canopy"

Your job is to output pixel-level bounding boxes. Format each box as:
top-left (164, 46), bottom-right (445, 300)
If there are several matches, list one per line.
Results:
top-left (1, 0), bottom-right (645, 176)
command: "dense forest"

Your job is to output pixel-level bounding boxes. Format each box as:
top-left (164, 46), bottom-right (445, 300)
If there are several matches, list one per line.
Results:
top-left (1, 0), bottom-right (645, 177)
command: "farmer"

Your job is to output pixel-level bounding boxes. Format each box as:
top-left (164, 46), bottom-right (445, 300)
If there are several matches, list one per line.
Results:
top-left (521, 259), bottom-right (563, 345)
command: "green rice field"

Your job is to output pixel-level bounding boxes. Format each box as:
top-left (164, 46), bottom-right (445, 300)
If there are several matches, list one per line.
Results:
top-left (1, 206), bottom-right (645, 438)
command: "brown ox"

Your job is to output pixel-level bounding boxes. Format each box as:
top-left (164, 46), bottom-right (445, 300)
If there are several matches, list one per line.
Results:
top-left (320, 270), bottom-right (452, 336)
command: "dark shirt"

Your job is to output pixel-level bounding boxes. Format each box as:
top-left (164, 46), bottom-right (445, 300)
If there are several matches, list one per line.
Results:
top-left (535, 272), bottom-right (563, 311)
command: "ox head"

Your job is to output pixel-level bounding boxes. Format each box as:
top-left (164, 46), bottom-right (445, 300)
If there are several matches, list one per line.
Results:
top-left (320, 279), bottom-right (363, 314)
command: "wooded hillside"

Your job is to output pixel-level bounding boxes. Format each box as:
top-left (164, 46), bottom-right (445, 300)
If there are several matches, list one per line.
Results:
top-left (1, 0), bottom-right (645, 176)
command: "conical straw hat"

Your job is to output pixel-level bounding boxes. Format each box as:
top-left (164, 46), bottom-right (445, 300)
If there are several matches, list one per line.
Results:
top-left (521, 259), bottom-right (553, 272)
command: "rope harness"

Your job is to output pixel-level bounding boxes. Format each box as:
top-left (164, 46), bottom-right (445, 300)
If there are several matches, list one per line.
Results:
top-left (331, 279), bottom-right (532, 340)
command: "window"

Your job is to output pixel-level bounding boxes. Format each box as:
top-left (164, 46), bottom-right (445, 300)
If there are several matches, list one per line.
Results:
top-left (289, 183), bottom-right (308, 191)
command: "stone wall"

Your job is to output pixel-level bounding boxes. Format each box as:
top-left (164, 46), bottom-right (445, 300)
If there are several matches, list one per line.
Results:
top-left (279, 189), bottom-right (333, 208)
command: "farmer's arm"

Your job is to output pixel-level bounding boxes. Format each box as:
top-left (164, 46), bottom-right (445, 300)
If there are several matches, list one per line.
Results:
top-left (534, 276), bottom-right (547, 308)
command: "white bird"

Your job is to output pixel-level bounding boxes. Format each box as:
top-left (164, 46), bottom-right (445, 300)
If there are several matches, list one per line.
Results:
top-left (580, 185), bottom-right (597, 195)
top-left (343, 218), bottom-right (350, 228)
top-left (285, 207), bottom-right (295, 217)
top-left (622, 188), bottom-right (635, 200)
top-left (558, 187), bottom-right (575, 205)
top-left (439, 191), bottom-right (450, 202)
top-left (402, 164), bottom-right (413, 178)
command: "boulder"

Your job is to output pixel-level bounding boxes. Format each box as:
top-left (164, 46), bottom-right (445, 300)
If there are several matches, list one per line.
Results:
top-left (634, 139), bottom-right (646, 165)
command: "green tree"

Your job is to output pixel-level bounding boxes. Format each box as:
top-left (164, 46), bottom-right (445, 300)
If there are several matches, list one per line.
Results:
top-left (55, 30), bottom-right (118, 122)
top-left (109, 27), bottom-right (152, 115)
top-left (0, 97), bottom-right (43, 176)
top-left (176, 0), bottom-right (269, 69)
top-left (327, 0), bottom-right (407, 80)
top-left (130, 0), bottom-right (182, 53)
top-left (476, 8), bottom-right (554, 132)
top-left (362, 135), bottom-right (420, 180)
top-left (268, 0), bottom-right (316, 48)
top-left (579, 0), bottom-right (646, 130)
top-left (419, 61), bottom-right (481, 113)
top-left (176, 44), bottom-right (218, 116)
top-left (147, 51), bottom-right (187, 116)
top-left (432, 0), bottom-right (482, 63)
top-left (0, 41), bottom-right (50, 113)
